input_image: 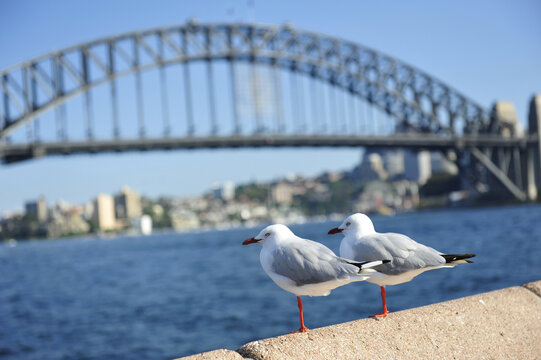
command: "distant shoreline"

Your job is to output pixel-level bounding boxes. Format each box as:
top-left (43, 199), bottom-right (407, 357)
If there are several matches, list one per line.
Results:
top-left (3, 201), bottom-right (539, 244)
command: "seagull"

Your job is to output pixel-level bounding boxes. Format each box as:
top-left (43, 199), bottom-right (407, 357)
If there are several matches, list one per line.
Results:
top-left (242, 224), bottom-right (390, 333)
top-left (328, 213), bottom-right (475, 318)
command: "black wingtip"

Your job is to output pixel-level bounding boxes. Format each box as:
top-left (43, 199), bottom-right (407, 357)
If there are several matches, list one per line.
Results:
top-left (347, 259), bottom-right (389, 271)
top-left (442, 253), bottom-right (476, 263)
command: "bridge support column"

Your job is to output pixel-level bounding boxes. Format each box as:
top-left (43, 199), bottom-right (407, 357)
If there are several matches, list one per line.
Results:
top-left (485, 101), bottom-right (528, 201)
top-left (526, 147), bottom-right (538, 200)
top-left (527, 94), bottom-right (541, 201)
top-left (471, 147), bottom-right (527, 202)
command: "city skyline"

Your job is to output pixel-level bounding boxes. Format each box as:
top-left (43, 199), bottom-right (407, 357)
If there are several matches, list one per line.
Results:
top-left (3, 158), bottom-right (351, 217)
top-left (1, 0), bottom-right (540, 214)
top-left (2, 149), bottom-right (432, 240)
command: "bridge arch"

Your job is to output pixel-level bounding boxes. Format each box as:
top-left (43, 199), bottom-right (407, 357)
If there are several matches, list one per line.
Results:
top-left (0, 21), bottom-right (489, 141)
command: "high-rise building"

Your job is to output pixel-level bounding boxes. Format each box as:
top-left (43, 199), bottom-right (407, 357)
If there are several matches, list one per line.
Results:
top-left (417, 151), bottom-right (432, 185)
top-left (354, 150), bottom-right (387, 182)
top-left (383, 150), bottom-right (405, 178)
top-left (25, 196), bottom-right (47, 223)
top-left (404, 150), bottom-right (432, 184)
top-left (212, 182), bottom-right (235, 201)
top-left (222, 181), bottom-right (235, 201)
top-left (114, 186), bottom-right (142, 220)
top-left (94, 194), bottom-right (116, 230)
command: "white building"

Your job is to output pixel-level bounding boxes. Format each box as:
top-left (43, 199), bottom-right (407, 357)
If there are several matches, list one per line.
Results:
top-left (138, 215), bottom-right (152, 235)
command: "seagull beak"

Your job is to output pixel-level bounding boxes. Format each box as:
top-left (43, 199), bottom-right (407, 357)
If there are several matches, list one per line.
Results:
top-left (242, 237), bottom-right (261, 245)
top-left (328, 227), bottom-right (343, 235)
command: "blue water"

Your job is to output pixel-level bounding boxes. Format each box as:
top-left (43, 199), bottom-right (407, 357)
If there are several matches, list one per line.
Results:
top-left (1, 204), bottom-right (540, 359)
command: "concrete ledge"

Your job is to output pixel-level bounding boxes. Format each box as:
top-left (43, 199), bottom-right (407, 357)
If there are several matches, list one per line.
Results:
top-left (176, 281), bottom-right (541, 359)
top-left (524, 281), bottom-right (541, 297)
top-left (176, 349), bottom-right (245, 360)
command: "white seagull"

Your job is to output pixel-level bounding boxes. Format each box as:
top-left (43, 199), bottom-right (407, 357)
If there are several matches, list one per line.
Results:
top-left (242, 224), bottom-right (389, 333)
top-left (328, 213), bottom-right (475, 317)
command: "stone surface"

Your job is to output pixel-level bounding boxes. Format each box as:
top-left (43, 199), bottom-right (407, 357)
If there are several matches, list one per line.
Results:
top-left (523, 280), bottom-right (541, 297)
top-left (175, 349), bottom-right (244, 360)
top-left (237, 285), bottom-right (541, 360)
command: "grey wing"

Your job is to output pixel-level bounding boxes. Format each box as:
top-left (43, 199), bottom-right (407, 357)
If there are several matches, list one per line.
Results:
top-left (351, 233), bottom-right (445, 275)
top-left (271, 240), bottom-right (358, 286)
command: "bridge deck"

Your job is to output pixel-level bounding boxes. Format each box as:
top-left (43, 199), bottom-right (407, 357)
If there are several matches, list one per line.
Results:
top-left (1, 134), bottom-right (534, 164)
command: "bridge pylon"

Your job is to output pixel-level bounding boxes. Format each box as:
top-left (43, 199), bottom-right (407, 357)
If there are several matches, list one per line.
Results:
top-left (472, 95), bottom-right (541, 202)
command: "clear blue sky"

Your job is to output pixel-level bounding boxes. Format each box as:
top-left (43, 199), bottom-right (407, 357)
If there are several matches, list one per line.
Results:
top-left (1, 0), bottom-right (540, 214)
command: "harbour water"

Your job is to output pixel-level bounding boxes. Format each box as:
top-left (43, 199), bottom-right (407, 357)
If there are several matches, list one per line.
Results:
top-left (1, 204), bottom-right (540, 359)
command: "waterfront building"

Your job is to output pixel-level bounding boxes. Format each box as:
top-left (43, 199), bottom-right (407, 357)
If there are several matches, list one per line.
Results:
top-left (402, 150), bottom-right (431, 184)
top-left (170, 209), bottom-right (200, 231)
top-left (25, 196), bottom-right (47, 223)
top-left (271, 182), bottom-right (295, 205)
top-left (383, 150), bottom-right (405, 178)
top-left (94, 194), bottom-right (117, 230)
top-left (355, 151), bottom-right (388, 182)
top-left (138, 215), bottom-right (152, 235)
top-left (358, 147), bottom-right (456, 186)
top-left (212, 182), bottom-right (236, 201)
top-left (114, 186), bottom-right (142, 220)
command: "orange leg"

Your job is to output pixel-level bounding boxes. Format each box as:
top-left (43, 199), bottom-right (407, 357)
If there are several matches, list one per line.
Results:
top-left (289, 296), bottom-right (309, 333)
top-left (370, 286), bottom-right (389, 318)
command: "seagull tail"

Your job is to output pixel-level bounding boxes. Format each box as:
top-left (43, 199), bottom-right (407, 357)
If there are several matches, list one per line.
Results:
top-left (347, 259), bottom-right (391, 274)
top-left (442, 253), bottom-right (476, 264)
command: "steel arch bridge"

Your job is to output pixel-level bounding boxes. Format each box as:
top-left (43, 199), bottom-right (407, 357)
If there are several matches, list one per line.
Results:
top-left (0, 21), bottom-right (539, 201)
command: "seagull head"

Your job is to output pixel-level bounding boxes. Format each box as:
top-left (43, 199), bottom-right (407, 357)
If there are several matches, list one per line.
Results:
top-left (242, 224), bottom-right (295, 246)
top-left (328, 213), bottom-right (376, 237)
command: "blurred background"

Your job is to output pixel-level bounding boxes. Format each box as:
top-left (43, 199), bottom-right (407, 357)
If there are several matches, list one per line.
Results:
top-left (1, 0), bottom-right (540, 359)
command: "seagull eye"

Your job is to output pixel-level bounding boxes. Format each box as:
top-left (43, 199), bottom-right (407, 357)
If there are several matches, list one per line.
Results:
top-left (265, 232), bottom-right (271, 237)
top-left (346, 222), bottom-right (351, 226)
